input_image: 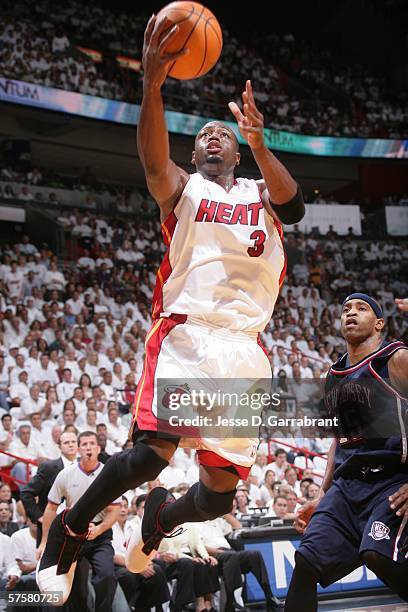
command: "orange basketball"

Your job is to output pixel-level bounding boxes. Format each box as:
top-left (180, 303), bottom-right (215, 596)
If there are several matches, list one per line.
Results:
top-left (156, 1), bottom-right (222, 80)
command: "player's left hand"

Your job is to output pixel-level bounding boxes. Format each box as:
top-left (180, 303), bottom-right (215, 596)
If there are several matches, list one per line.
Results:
top-left (389, 483), bottom-right (408, 516)
top-left (228, 80), bottom-right (264, 151)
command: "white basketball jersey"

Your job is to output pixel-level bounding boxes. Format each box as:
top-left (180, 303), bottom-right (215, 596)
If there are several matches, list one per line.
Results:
top-left (152, 173), bottom-right (286, 332)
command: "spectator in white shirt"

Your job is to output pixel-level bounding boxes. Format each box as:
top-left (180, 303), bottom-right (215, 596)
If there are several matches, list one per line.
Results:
top-left (258, 469), bottom-right (276, 505)
top-left (267, 495), bottom-right (289, 519)
top-left (5, 264), bottom-right (24, 302)
top-left (66, 290), bottom-right (84, 315)
top-left (299, 355), bottom-right (314, 378)
top-left (5, 316), bottom-right (25, 347)
top-left (0, 531), bottom-right (20, 592)
top-left (71, 387), bottom-right (87, 415)
top-left (100, 371), bottom-right (117, 401)
top-left (78, 249), bottom-right (96, 271)
top-left (18, 384), bottom-right (45, 420)
top-left (265, 448), bottom-right (289, 481)
top-left (159, 456), bottom-right (187, 490)
top-left (106, 404), bottom-right (128, 448)
top-left (56, 368), bottom-right (77, 401)
top-left (282, 467), bottom-right (302, 496)
top-left (52, 31), bottom-right (70, 53)
top-left (18, 186), bottom-right (34, 202)
top-left (28, 412), bottom-right (52, 453)
top-left (33, 353), bottom-right (59, 385)
top-left (41, 425), bottom-right (64, 460)
top-left (11, 517), bottom-right (38, 589)
top-left (250, 452), bottom-right (268, 486)
top-left (43, 262), bottom-right (66, 292)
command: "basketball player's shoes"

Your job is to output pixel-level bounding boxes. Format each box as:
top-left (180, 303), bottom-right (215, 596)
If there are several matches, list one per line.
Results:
top-left (126, 486), bottom-right (183, 572)
top-left (36, 510), bottom-right (88, 605)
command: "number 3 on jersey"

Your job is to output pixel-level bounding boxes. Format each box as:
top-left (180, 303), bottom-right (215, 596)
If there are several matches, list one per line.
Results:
top-left (247, 230), bottom-right (266, 257)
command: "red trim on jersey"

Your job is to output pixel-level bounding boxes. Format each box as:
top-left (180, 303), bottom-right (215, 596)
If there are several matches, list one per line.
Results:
top-left (330, 341), bottom-right (405, 376)
top-left (257, 333), bottom-right (269, 359)
top-left (368, 360), bottom-right (408, 401)
top-left (275, 220), bottom-right (287, 291)
top-left (196, 449), bottom-right (252, 479)
top-left (132, 315), bottom-right (187, 429)
top-left (152, 212), bottom-right (178, 319)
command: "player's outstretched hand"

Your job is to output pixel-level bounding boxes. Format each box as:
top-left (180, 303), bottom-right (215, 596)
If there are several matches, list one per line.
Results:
top-left (142, 14), bottom-right (188, 89)
top-left (293, 499), bottom-right (320, 534)
top-left (395, 298), bottom-right (408, 312)
top-left (228, 80), bottom-right (264, 152)
top-left (389, 483), bottom-right (408, 516)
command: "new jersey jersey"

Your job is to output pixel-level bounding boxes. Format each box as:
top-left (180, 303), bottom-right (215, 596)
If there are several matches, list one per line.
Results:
top-left (152, 173), bottom-right (286, 332)
top-left (324, 340), bottom-right (408, 477)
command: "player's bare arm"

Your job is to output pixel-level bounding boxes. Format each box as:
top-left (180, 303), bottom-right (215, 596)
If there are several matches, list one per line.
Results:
top-left (388, 345), bottom-right (408, 396)
top-left (229, 80), bottom-right (304, 223)
top-left (388, 346), bottom-right (408, 517)
top-left (294, 439), bottom-right (337, 534)
top-left (137, 14), bottom-right (190, 217)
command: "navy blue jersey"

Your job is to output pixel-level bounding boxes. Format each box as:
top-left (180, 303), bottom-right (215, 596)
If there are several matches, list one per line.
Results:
top-left (324, 341), bottom-right (408, 478)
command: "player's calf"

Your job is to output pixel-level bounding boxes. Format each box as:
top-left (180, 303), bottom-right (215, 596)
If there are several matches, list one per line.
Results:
top-left (361, 551), bottom-right (408, 601)
top-left (159, 481), bottom-right (236, 532)
top-left (284, 552), bottom-right (319, 612)
top-left (36, 510), bottom-right (88, 605)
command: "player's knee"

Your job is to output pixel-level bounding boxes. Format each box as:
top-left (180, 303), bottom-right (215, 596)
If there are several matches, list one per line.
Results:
top-left (115, 442), bottom-right (168, 486)
top-left (195, 481), bottom-right (236, 520)
top-left (295, 552), bottom-right (320, 581)
top-left (361, 550), bottom-right (382, 572)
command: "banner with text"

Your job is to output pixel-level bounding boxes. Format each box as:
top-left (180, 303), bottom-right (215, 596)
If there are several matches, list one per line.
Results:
top-left (1, 77), bottom-right (408, 159)
top-left (284, 204), bottom-right (362, 235)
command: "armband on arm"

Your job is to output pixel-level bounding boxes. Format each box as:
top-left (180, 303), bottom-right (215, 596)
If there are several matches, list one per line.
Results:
top-left (269, 185), bottom-right (305, 224)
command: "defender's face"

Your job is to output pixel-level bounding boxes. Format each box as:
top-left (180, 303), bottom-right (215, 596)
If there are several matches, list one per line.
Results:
top-left (341, 299), bottom-right (384, 343)
top-left (193, 122), bottom-right (240, 173)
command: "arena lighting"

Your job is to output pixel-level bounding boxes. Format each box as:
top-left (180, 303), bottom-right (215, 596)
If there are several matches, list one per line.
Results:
top-left (77, 46), bottom-right (142, 72)
top-left (76, 46), bottom-right (103, 63)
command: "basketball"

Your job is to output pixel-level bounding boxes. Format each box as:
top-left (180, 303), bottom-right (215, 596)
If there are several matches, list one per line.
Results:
top-left (156, 1), bottom-right (222, 80)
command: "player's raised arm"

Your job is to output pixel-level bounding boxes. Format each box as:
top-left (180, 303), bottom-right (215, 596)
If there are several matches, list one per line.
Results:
top-left (229, 80), bottom-right (305, 224)
top-left (137, 15), bottom-right (190, 216)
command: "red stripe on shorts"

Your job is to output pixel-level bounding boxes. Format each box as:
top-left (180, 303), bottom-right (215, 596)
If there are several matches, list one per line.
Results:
top-left (197, 449), bottom-right (251, 479)
top-left (132, 315), bottom-right (187, 430)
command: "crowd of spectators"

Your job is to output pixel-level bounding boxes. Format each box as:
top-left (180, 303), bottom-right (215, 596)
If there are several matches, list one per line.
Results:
top-left (1, 0), bottom-right (406, 138)
top-left (0, 194), bottom-right (406, 607)
top-left (0, 163), bottom-right (155, 217)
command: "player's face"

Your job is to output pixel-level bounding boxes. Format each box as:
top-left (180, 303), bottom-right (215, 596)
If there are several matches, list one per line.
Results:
top-left (341, 300), bottom-right (384, 343)
top-left (192, 122), bottom-right (240, 175)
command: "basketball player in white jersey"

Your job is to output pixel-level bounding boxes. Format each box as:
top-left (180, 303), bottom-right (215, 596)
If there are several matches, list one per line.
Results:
top-left (37, 15), bottom-right (303, 608)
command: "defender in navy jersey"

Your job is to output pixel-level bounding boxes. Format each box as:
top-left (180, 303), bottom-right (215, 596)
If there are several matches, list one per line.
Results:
top-left (284, 293), bottom-right (408, 612)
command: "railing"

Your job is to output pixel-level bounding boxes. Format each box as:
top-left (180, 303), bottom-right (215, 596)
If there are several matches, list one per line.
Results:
top-left (0, 450), bottom-right (38, 486)
top-left (266, 438), bottom-right (328, 482)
